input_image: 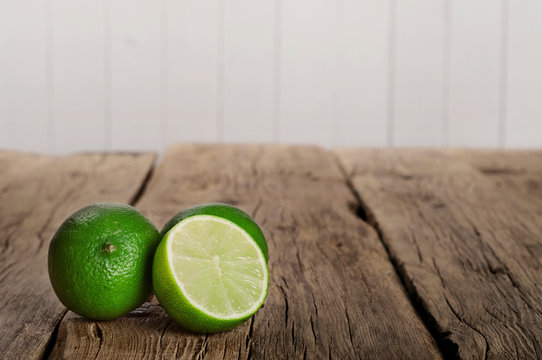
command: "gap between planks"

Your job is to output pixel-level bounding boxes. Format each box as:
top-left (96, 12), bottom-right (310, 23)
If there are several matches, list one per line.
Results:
top-left (335, 148), bottom-right (542, 359)
top-left (332, 153), bottom-right (452, 360)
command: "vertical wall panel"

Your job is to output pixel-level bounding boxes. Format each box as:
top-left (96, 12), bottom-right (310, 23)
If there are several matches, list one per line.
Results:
top-left (110, 0), bottom-right (162, 151)
top-left (280, 0), bottom-right (335, 146)
top-left (2, 1), bottom-right (542, 152)
top-left (165, 0), bottom-right (219, 144)
top-left (223, 0), bottom-right (275, 143)
top-left (506, 0), bottom-right (542, 148)
top-left (332, 0), bottom-right (390, 146)
top-left (52, 0), bottom-right (107, 153)
top-left (0, 0), bottom-right (49, 152)
top-left (448, 0), bottom-right (502, 148)
top-left (393, 0), bottom-right (446, 146)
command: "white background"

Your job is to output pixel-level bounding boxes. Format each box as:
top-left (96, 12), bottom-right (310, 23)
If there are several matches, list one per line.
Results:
top-left (1, 0), bottom-right (541, 154)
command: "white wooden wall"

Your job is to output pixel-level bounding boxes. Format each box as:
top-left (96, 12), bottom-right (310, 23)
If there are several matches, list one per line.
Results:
top-left (1, 0), bottom-right (541, 154)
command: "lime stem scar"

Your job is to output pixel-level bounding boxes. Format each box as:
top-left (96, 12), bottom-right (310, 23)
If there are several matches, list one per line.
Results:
top-left (102, 243), bottom-right (117, 253)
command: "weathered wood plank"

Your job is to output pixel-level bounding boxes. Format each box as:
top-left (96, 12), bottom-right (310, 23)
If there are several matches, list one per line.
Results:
top-left (447, 150), bottom-right (542, 175)
top-left (448, 150), bottom-right (542, 215)
top-left (50, 145), bottom-right (442, 359)
top-left (0, 151), bottom-right (155, 359)
top-left (336, 148), bottom-right (542, 359)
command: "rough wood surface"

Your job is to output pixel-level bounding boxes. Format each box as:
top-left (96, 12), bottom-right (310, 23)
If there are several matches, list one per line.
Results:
top-left (336, 148), bottom-right (542, 359)
top-left (448, 149), bottom-right (542, 215)
top-left (49, 144), bottom-right (441, 359)
top-left (0, 151), bottom-right (155, 359)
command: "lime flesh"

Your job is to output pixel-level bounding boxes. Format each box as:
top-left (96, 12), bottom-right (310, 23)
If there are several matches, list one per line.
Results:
top-left (154, 214), bottom-right (269, 332)
top-left (160, 203), bottom-right (268, 262)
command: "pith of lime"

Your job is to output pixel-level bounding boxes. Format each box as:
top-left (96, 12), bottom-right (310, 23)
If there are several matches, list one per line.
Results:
top-left (48, 202), bottom-right (161, 320)
top-left (153, 203), bottom-right (269, 333)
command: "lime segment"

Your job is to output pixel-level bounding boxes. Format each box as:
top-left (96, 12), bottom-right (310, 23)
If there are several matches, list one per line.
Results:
top-left (166, 215), bottom-right (268, 320)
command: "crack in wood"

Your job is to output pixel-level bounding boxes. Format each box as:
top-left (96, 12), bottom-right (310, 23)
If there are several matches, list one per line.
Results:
top-left (130, 160), bottom-right (156, 206)
top-left (157, 319), bottom-right (171, 353)
top-left (278, 283), bottom-right (289, 328)
top-left (309, 315), bottom-right (317, 343)
top-left (482, 304), bottom-right (501, 322)
top-left (174, 341), bottom-right (182, 359)
top-left (196, 334), bottom-right (208, 360)
top-left (246, 340), bottom-right (253, 360)
top-left (444, 295), bottom-right (489, 360)
top-left (245, 315), bottom-right (255, 356)
top-left (432, 256), bottom-right (488, 360)
top-left (343, 302), bottom-right (354, 348)
top-left (309, 290), bottom-right (318, 318)
top-left (335, 155), bottom-right (452, 360)
top-left (41, 310), bottom-right (68, 360)
top-left (294, 246), bottom-right (303, 273)
top-left (478, 167), bottom-right (525, 176)
top-left (291, 321), bottom-right (296, 350)
top-left (1, 231), bottom-right (13, 256)
top-left (92, 322), bottom-right (104, 360)
top-left (220, 339), bottom-right (227, 360)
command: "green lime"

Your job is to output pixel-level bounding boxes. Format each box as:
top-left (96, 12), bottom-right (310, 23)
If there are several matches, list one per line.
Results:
top-left (160, 203), bottom-right (268, 262)
top-left (153, 204), bottom-right (269, 333)
top-left (48, 203), bottom-right (160, 320)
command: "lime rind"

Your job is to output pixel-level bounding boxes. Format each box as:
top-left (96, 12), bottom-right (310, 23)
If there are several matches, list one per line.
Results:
top-left (164, 215), bottom-right (269, 321)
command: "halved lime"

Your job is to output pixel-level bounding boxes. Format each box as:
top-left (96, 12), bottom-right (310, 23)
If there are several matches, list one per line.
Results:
top-left (153, 212), bottom-right (269, 333)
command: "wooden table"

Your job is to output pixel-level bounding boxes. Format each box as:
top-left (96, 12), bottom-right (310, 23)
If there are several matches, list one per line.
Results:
top-left (1, 145), bottom-right (541, 360)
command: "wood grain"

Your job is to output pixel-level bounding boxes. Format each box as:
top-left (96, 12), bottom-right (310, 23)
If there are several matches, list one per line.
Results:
top-left (0, 151), bottom-right (155, 359)
top-left (336, 148), bottom-right (542, 359)
top-left (448, 150), bottom-right (542, 214)
top-left (50, 144), bottom-right (441, 359)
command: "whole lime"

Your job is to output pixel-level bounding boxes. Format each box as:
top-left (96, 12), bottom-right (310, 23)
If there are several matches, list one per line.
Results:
top-left (48, 203), bottom-right (160, 320)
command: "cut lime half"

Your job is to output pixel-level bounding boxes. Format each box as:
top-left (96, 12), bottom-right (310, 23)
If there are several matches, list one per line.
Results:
top-left (153, 214), bottom-right (269, 332)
